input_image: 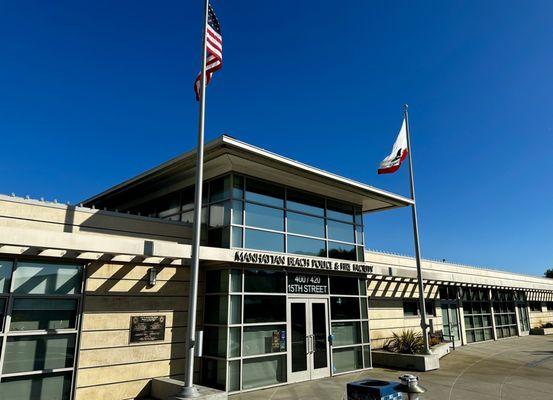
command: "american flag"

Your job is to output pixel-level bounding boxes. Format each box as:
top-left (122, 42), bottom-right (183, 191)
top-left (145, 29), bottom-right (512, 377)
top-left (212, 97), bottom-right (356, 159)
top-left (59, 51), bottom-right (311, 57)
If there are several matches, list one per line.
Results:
top-left (194, 4), bottom-right (222, 101)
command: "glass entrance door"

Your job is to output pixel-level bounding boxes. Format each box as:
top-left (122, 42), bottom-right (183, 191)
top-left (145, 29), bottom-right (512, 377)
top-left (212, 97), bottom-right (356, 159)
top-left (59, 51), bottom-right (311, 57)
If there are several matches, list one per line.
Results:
top-left (441, 303), bottom-right (461, 346)
top-left (288, 298), bottom-right (330, 383)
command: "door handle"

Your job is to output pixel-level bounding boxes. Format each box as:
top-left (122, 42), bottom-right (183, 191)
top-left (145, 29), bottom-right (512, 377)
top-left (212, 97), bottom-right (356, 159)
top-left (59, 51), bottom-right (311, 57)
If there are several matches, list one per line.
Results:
top-left (310, 334), bottom-right (316, 354)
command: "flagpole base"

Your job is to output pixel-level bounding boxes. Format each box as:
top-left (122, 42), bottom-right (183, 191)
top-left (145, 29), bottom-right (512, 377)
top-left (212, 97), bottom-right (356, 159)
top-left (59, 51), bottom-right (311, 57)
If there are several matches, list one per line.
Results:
top-left (172, 385), bottom-right (200, 399)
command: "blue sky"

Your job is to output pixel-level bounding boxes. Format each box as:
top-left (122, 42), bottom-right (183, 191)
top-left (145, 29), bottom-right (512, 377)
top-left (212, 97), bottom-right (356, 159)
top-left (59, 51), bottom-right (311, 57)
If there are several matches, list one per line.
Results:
top-left (1, 1), bottom-right (552, 276)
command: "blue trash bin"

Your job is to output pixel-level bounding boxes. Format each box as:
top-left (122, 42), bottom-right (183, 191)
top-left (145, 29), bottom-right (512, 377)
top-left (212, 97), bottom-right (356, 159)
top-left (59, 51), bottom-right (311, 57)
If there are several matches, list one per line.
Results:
top-left (346, 379), bottom-right (402, 400)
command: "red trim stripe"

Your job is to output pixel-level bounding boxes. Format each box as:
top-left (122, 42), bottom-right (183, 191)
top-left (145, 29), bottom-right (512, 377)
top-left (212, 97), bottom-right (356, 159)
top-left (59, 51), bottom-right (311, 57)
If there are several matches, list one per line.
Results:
top-left (378, 149), bottom-right (408, 174)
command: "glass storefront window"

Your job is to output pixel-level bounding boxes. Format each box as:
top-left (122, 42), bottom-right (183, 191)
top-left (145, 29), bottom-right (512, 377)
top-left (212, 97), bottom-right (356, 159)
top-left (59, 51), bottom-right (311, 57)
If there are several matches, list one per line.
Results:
top-left (287, 212), bottom-right (325, 238)
top-left (3, 335), bottom-right (76, 374)
top-left (230, 269), bottom-right (242, 292)
top-left (0, 372), bottom-right (72, 400)
top-left (203, 327), bottom-right (227, 358)
top-left (244, 269), bottom-right (285, 293)
top-left (205, 270), bottom-right (229, 293)
top-left (287, 236), bottom-right (326, 257)
top-left (244, 296), bottom-right (286, 323)
top-left (327, 220), bottom-right (355, 243)
top-left (328, 242), bottom-right (356, 261)
top-left (229, 327), bottom-right (241, 358)
top-left (245, 203), bottom-right (284, 231)
top-left (332, 346), bottom-right (362, 373)
top-left (330, 276), bottom-right (358, 295)
top-left (0, 260), bottom-right (13, 293)
top-left (244, 229), bottom-right (284, 253)
top-left (331, 297), bottom-right (360, 320)
top-left (242, 355), bottom-right (286, 390)
top-left (202, 358), bottom-right (226, 390)
top-left (11, 299), bottom-right (78, 331)
top-left (230, 296), bottom-right (241, 324)
top-left (12, 263), bottom-right (81, 295)
top-left (204, 296), bottom-right (228, 325)
top-left (231, 227), bottom-right (243, 248)
top-left (331, 322), bottom-right (361, 346)
top-left (243, 325), bottom-right (286, 356)
top-left (228, 360), bottom-right (240, 392)
top-left (245, 179), bottom-right (284, 208)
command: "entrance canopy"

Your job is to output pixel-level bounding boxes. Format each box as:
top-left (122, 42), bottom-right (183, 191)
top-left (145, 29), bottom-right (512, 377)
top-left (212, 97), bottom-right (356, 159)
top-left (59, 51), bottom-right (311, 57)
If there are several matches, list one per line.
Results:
top-left (83, 135), bottom-right (412, 213)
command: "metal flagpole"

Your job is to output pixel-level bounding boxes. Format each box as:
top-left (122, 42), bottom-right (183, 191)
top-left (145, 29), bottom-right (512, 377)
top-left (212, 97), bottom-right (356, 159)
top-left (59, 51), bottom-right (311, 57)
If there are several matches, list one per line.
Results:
top-left (404, 104), bottom-right (432, 355)
top-left (175, 0), bottom-right (210, 397)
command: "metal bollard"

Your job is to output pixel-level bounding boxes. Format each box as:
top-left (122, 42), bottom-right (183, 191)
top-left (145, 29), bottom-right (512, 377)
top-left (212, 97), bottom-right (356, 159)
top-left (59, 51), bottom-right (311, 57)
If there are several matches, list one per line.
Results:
top-left (394, 374), bottom-right (427, 400)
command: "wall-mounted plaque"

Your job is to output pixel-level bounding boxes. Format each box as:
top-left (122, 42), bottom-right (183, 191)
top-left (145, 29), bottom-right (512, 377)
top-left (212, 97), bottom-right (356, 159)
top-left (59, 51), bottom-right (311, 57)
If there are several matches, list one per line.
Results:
top-left (130, 315), bottom-right (166, 343)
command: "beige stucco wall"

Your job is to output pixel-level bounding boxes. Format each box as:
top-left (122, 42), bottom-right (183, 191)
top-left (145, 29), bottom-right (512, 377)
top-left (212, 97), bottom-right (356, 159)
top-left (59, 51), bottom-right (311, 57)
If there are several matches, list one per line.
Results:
top-left (75, 262), bottom-right (203, 400)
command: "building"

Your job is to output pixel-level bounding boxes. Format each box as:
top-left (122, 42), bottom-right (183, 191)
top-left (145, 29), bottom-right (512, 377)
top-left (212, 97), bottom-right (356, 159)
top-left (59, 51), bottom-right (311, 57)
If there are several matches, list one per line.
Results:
top-left (0, 135), bottom-right (552, 400)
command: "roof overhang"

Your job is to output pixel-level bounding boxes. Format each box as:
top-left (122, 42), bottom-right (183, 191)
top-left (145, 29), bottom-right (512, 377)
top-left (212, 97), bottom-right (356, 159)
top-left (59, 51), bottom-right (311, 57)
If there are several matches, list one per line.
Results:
top-left (83, 135), bottom-right (413, 213)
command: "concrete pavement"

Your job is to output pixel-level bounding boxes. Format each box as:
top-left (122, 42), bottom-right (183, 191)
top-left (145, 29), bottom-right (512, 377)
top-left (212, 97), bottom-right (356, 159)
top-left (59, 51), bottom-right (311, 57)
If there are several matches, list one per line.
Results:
top-left (232, 335), bottom-right (553, 400)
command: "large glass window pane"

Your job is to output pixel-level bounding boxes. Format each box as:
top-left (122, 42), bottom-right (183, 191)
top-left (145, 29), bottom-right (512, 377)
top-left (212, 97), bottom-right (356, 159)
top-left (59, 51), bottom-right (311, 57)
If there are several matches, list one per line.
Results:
top-left (327, 200), bottom-right (354, 223)
top-left (0, 259), bottom-right (13, 293)
top-left (363, 345), bottom-right (371, 368)
top-left (207, 227), bottom-right (230, 248)
top-left (4, 334), bottom-right (76, 373)
top-left (332, 346), bottom-right (362, 373)
top-left (327, 220), bottom-right (355, 243)
top-left (11, 299), bottom-right (78, 331)
top-left (13, 262), bottom-right (81, 295)
top-left (245, 203), bottom-right (283, 231)
top-left (242, 355), bottom-right (286, 390)
top-left (331, 297), bottom-right (360, 320)
top-left (205, 270), bottom-right (229, 293)
top-left (287, 212), bottom-right (325, 238)
top-left (233, 175), bottom-right (244, 199)
top-left (328, 242), bottom-right (356, 261)
top-left (286, 190), bottom-right (325, 216)
top-left (228, 360), bottom-right (241, 392)
top-left (232, 200), bottom-right (243, 225)
top-left (245, 179), bottom-right (284, 208)
top-left (231, 226), bottom-right (243, 248)
top-left (362, 321), bottom-right (369, 343)
top-left (355, 225), bottom-right (364, 244)
top-left (229, 327), bottom-right (241, 358)
top-left (209, 202), bottom-right (230, 228)
top-left (360, 298), bottom-right (368, 320)
top-left (245, 229), bottom-right (284, 253)
top-left (244, 296), bottom-right (286, 323)
top-left (230, 269), bottom-right (242, 292)
top-left (287, 236), bottom-right (326, 257)
top-left (210, 175), bottom-right (231, 202)
top-left (244, 269), bottom-right (285, 293)
top-left (203, 326), bottom-right (227, 358)
top-left (230, 296), bottom-right (241, 324)
top-left (204, 295), bottom-right (228, 324)
top-left (331, 321), bottom-right (361, 346)
top-left (330, 276), bottom-right (359, 295)
top-left (0, 297), bottom-right (5, 332)
top-left (202, 358), bottom-right (226, 390)
top-left (156, 192), bottom-right (181, 219)
top-left (0, 372), bottom-right (72, 400)
top-left (243, 325), bottom-right (286, 355)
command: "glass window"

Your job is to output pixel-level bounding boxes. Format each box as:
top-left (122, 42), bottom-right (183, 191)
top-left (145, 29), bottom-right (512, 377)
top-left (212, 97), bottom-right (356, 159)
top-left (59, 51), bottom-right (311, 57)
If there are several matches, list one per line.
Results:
top-left (354, 210), bottom-right (363, 225)
top-left (229, 328), bottom-right (241, 358)
top-left (201, 358), bottom-right (226, 390)
top-left (287, 236), bottom-right (326, 257)
top-left (156, 192), bottom-right (181, 219)
top-left (331, 321), bottom-right (361, 346)
top-left (12, 262), bottom-right (81, 295)
top-left (331, 297), bottom-right (360, 320)
top-left (244, 229), bottom-right (284, 253)
top-left (0, 259), bottom-right (13, 292)
top-left (210, 176), bottom-right (231, 202)
top-left (330, 276), bottom-right (359, 295)
top-left (286, 190), bottom-right (324, 216)
top-left (327, 220), bottom-right (355, 243)
top-left (0, 372), bottom-right (72, 400)
top-left (232, 200), bottom-right (243, 225)
top-left (355, 225), bottom-right (364, 244)
top-left (203, 326), bottom-right (227, 358)
top-left (243, 325), bottom-right (286, 355)
top-left (244, 296), bottom-right (286, 323)
top-left (332, 346), bottom-right (362, 373)
top-left (230, 269), bottom-right (242, 292)
top-left (0, 297), bottom-right (6, 331)
top-left (530, 302), bottom-right (542, 312)
top-left (232, 175), bottom-right (244, 199)
top-left (231, 227), bottom-right (243, 248)
top-left (360, 298), bottom-right (368, 320)
top-left (207, 227), bottom-right (230, 248)
top-left (11, 299), bottom-right (78, 331)
top-left (328, 242), bottom-right (356, 261)
top-left (363, 345), bottom-right (371, 368)
top-left (3, 334), bottom-right (76, 374)
top-left (209, 202), bottom-right (230, 228)
top-left (403, 301), bottom-right (418, 316)
top-left (245, 179), bottom-right (284, 208)
top-left (242, 355), bottom-right (286, 390)
top-left (327, 200), bottom-right (354, 223)
top-left (425, 301), bottom-right (435, 316)
top-left (204, 295), bottom-right (228, 324)
top-left (205, 270), bottom-right (229, 293)
top-left (362, 321), bottom-right (369, 343)
top-left (244, 269), bottom-right (285, 293)
top-left (287, 212), bottom-right (325, 238)
top-left (245, 203), bottom-right (283, 231)
top-left (230, 296), bottom-right (241, 324)
top-left (228, 360), bottom-right (240, 392)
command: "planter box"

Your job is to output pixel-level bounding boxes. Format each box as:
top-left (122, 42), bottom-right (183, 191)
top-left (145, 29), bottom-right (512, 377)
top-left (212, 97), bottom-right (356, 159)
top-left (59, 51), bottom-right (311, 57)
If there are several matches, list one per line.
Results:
top-left (530, 327), bottom-right (553, 335)
top-left (371, 343), bottom-right (450, 372)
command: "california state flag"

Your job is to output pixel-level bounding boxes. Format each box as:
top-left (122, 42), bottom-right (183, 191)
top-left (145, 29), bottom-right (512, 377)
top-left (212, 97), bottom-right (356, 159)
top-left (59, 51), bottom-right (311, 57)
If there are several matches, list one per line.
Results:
top-left (378, 118), bottom-right (408, 174)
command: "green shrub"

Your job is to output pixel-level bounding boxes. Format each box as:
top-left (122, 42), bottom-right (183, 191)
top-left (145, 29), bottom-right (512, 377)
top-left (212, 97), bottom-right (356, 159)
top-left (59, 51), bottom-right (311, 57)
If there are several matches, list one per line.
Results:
top-left (543, 322), bottom-right (553, 328)
top-left (383, 329), bottom-right (425, 354)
